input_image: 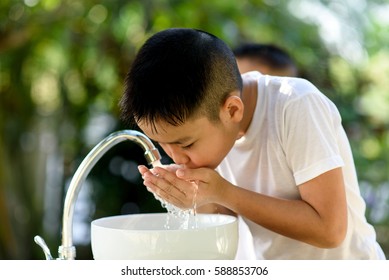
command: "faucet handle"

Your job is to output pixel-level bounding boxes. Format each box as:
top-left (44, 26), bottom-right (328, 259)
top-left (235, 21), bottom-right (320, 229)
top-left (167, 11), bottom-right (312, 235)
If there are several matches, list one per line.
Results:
top-left (34, 235), bottom-right (54, 260)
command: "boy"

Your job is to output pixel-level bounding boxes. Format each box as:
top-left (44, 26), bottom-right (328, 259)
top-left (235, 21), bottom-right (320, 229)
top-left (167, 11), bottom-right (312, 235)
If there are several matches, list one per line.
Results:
top-left (233, 42), bottom-right (298, 76)
top-left (120, 28), bottom-right (385, 259)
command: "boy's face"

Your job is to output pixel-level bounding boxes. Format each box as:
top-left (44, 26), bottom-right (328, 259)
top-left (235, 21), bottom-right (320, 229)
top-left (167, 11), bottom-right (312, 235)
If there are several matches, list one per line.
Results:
top-left (138, 117), bottom-right (236, 169)
top-left (137, 96), bottom-right (243, 169)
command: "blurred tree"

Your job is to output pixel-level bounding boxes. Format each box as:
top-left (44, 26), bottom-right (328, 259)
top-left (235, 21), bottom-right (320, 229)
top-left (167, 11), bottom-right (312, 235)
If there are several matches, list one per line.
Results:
top-left (0, 0), bottom-right (388, 259)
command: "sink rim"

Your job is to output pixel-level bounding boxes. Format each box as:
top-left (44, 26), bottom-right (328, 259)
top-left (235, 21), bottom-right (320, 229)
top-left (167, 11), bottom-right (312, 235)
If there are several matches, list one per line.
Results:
top-left (91, 212), bottom-right (238, 232)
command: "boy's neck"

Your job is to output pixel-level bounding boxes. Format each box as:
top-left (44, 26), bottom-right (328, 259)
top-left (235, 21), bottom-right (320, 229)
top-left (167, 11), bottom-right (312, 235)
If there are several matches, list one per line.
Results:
top-left (238, 75), bottom-right (258, 138)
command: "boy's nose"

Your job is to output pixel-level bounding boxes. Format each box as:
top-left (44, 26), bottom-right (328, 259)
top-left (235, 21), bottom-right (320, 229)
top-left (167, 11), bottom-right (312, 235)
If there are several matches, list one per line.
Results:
top-left (169, 148), bottom-right (189, 165)
top-left (171, 152), bottom-right (189, 165)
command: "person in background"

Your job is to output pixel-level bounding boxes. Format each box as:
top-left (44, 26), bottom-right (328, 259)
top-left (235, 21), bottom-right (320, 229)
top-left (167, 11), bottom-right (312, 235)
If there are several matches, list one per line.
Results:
top-left (233, 42), bottom-right (298, 77)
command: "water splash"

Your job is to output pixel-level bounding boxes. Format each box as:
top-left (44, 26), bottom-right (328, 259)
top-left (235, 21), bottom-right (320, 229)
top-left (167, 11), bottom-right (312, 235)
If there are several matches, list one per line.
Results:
top-left (189, 180), bottom-right (198, 229)
top-left (151, 160), bottom-right (198, 229)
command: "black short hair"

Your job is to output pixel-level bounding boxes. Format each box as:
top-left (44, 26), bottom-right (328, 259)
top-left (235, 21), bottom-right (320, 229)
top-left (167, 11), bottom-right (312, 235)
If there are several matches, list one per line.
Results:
top-left (233, 43), bottom-right (296, 72)
top-left (120, 28), bottom-right (242, 130)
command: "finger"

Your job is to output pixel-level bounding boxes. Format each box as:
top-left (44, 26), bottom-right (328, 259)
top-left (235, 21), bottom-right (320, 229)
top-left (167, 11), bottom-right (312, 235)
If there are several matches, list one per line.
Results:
top-left (143, 178), bottom-right (185, 208)
top-left (143, 169), bottom-right (186, 198)
top-left (144, 177), bottom-right (191, 209)
top-left (156, 167), bottom-right (200, 201)
top-left (143, 166), bottom-right (202, 210)
top-left (138, 166), bottom-right (157, 194)
top-left (176, 167), bottom-right (211, 183)
top-left (150, 167), bottom-right (187, 195)
top-left (163, 164), bottom-right (183, 173)
top-left (138, 165), bottom-right (150, 177)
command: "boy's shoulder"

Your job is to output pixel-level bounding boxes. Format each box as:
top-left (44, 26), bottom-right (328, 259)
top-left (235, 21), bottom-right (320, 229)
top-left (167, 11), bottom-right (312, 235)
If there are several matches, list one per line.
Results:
top-left (242, 71), bottom-right (318, 96)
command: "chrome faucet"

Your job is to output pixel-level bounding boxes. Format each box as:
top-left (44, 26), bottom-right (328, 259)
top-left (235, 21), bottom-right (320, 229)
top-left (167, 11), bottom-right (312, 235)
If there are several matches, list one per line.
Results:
top-left (34, 130), bottom-right (161, 260)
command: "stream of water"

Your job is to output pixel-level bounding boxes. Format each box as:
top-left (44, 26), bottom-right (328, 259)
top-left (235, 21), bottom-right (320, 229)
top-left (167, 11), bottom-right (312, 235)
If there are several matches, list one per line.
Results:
top-left (151, 160), bottom-right (198, 230)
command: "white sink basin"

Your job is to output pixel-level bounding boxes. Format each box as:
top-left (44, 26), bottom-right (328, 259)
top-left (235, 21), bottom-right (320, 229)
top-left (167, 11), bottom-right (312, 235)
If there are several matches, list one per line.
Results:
top-left (91, 213), bottom-right (238, 260)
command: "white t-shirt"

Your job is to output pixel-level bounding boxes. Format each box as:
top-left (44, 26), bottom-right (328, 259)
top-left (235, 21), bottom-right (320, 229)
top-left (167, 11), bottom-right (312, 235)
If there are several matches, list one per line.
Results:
top-left (217, 71), bottom-right (385, 259)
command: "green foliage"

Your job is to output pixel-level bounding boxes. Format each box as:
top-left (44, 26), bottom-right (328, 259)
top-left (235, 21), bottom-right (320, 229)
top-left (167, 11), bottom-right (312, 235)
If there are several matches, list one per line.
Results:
top-left (1, 0), bottom-right (388, 259)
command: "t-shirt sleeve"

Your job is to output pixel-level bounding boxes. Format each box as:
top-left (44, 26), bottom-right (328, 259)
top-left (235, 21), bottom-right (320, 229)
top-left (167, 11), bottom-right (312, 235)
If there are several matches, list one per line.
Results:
top-left (280, 91), bottom-right (345, 186)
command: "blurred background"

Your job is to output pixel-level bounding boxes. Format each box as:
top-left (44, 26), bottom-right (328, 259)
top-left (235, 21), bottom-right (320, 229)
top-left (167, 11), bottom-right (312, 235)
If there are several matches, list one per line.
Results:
top-left (1, 0), bottom-right (388, 260)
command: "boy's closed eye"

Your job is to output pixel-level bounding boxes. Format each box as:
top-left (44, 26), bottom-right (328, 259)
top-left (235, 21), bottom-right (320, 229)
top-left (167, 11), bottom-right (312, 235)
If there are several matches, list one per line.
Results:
top-left (181, 143), bottom-right (194, 149)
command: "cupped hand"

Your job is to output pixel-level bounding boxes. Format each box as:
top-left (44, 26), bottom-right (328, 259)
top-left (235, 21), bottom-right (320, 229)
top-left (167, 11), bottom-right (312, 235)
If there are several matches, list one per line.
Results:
top-left (138, 165), bottom-right (198, 209)
top-left (138, 165), bottom-right (229, 210)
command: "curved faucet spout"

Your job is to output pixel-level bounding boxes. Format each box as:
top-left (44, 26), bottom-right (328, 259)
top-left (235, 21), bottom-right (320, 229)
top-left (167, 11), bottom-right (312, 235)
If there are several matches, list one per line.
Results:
top-left (58, 130), bottom-right (161, 260)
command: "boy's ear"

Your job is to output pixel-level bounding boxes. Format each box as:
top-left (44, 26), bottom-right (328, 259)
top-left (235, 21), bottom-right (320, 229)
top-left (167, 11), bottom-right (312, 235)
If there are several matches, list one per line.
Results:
top-left (221, 94), bottom-right (244, 123)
